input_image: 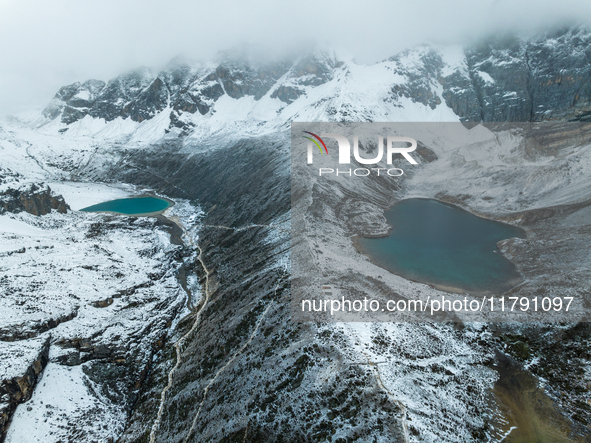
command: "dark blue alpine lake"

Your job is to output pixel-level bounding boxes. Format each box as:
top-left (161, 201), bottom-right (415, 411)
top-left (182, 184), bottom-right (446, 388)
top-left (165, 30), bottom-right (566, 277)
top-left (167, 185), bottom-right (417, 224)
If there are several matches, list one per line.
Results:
top-left (80, 196), bottom-right (172, 215)
top-left (357, 199), bottom-right (526, 293)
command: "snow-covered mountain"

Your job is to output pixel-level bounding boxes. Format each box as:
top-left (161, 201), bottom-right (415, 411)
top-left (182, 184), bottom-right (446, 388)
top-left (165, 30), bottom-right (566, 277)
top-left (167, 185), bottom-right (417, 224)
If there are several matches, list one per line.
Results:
top-left (1, 26), bottom-right (591, 443)
top-left (39, 26), bottom-right (591, 142)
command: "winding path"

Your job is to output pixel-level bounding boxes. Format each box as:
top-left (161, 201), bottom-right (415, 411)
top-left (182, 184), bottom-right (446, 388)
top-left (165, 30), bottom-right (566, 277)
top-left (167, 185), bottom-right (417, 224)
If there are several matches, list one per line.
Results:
top-left (149, 218), bottom-right (212, 443)
top-left (354, 335), bottom-right (410, 443)
top-left (149, 216), bottom-right (285, 442)
top-left (183, 296), bottom-right (276, 443)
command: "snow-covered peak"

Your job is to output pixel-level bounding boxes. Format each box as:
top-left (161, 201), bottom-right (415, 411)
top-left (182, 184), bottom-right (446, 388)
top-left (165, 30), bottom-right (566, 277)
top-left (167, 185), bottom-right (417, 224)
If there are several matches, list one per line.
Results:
top-left (34, 27), bottom-right (591, 144)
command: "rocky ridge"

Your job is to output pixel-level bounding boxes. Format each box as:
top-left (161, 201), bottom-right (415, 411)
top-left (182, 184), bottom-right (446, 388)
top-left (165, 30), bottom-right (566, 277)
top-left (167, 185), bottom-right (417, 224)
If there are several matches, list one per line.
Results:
top-left (40, 27), bottom-right (591, 135)
top-left (0, 183), bottom-right (69, 216)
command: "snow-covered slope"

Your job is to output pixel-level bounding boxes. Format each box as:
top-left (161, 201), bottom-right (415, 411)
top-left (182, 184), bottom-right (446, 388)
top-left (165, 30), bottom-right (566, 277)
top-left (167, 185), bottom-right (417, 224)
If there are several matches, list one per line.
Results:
top-left (0, 121), bottom-right (206, 441)
top-left (1, 26), bottom-right (591, 443)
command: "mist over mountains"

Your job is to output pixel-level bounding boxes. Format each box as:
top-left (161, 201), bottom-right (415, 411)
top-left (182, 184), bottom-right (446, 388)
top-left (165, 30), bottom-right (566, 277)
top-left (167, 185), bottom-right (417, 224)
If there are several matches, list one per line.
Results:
top-left (39, 26), bottom-right (591, 142)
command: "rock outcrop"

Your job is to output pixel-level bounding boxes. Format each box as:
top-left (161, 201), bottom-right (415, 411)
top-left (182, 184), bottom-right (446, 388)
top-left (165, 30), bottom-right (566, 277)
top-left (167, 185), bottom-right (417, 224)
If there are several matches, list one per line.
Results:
top-left (441, 27), bottom-right (591, 122)
top-left (0, 336), bottom-right (50, 442)
top-left (0, 183), bottom-right (69, 216)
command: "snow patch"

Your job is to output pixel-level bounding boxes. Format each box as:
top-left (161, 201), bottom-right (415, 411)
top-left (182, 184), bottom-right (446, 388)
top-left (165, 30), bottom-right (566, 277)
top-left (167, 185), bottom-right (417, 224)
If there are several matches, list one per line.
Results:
top-left (5, 363), bottom-right (126, 443)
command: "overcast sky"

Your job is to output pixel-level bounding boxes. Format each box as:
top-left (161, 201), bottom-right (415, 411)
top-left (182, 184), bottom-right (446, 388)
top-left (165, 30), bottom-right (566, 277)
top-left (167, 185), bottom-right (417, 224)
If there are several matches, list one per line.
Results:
top-left (1, 0), bottom-right (590, 115)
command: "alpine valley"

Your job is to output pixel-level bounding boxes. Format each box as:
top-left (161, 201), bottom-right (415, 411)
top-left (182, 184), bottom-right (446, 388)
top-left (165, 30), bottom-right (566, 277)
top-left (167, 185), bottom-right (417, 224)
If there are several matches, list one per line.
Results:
top-left (0, 26), bottom-right (590, 443)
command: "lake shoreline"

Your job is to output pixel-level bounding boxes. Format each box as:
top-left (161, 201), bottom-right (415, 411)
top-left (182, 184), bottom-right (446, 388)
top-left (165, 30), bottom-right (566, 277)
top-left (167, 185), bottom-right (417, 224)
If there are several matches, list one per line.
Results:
top-left (351, 198), bottom-right (526, 297)
top-left (80, 194), bottom-right (175, 216)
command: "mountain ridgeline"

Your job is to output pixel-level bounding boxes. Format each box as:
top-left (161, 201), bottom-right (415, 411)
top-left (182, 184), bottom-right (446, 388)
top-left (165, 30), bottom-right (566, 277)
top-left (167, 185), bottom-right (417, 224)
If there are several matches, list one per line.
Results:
top-left (42, 27), bottom-right (591, 130)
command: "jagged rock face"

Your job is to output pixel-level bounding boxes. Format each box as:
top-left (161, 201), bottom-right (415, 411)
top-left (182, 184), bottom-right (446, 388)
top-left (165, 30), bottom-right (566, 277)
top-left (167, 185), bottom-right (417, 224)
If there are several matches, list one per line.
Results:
top-left (41, 27), bottom-right (591, 131)
top-left (121, 76), bottom-right (169, 122)
top-left (442, 27), bottom-right (591, 122)
top-left (176, 71), bottom-right (223, 115)
top-left (0, 337), bottom-right (50, 441)
top-left (528, 28), bottom-right (591, 121)
top-left (88, 68), bottom-right (155, 122)
top-left (214, 59), bottom-right (291, 100)
top-left (271, 53), bottom-right (342, 104)
top-left (388, 47), bottom-right (443, 110)
top-left (42, 79), bottom-right (106, 123)
top-left (168, 57), bottom-right (293, 128)
top-left (41, 52), bottom-right (345, 127)
top-left (0, 183), bottom-right (69, 216)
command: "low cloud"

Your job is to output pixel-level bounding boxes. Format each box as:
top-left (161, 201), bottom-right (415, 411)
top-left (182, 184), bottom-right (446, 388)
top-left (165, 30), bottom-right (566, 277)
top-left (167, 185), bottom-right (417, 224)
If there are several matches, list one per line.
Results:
top-left (1, 0), bottom-right (590, 114)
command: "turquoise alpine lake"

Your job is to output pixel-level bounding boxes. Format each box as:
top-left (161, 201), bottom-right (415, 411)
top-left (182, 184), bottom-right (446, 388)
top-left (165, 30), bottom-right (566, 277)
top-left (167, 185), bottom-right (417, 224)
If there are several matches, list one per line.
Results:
top-left (80, 196), bottom-right (172, 215)
top-left (357, 199), bottom-right (526, 293)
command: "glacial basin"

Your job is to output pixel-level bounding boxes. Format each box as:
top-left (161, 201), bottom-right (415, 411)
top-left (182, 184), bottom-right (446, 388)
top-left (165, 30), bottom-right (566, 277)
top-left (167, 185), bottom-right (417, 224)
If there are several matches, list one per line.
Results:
top-left (356, 198), bottom-right (526, 294)
top-left (80, 196), bottom-right (172, 216)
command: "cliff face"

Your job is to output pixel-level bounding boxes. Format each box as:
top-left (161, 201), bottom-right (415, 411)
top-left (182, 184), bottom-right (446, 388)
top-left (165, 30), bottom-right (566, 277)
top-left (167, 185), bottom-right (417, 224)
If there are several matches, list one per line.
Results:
top-left (0, 337), bottom-right (50, 442)
top-left (0, 187), bottom-right (191, 443)
top-left (0, 184), bottom-right (69, 216)
top-left (442, 28), bottom-right (591, 122)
